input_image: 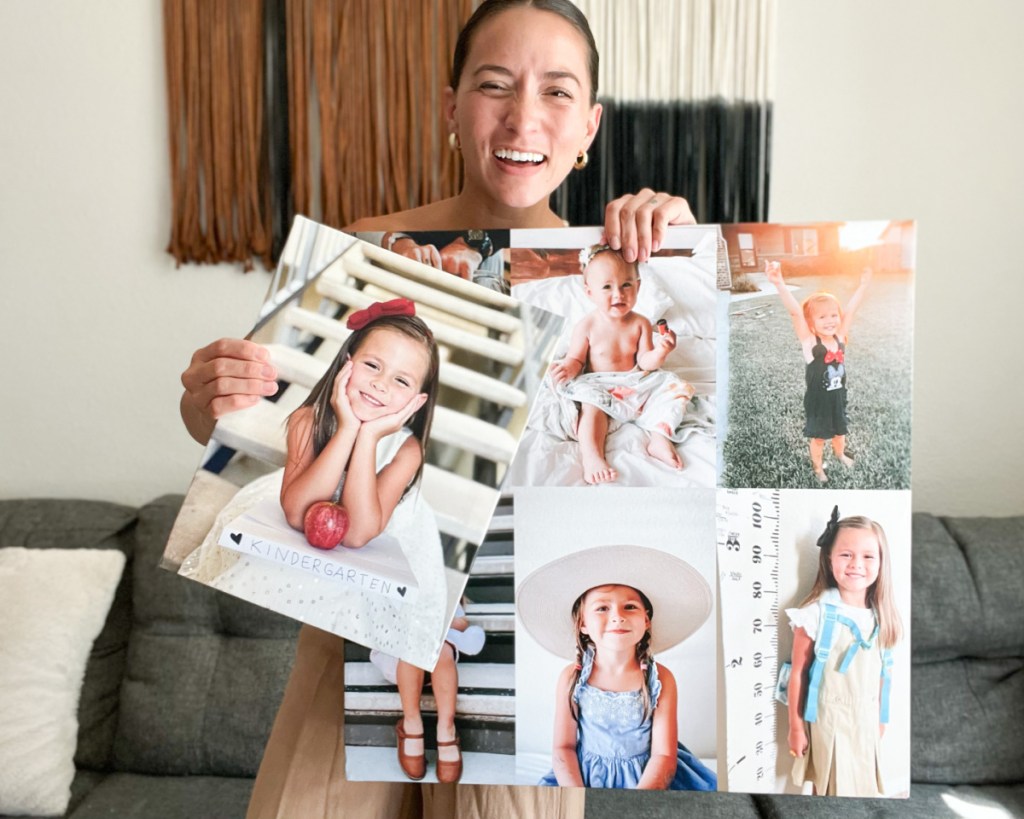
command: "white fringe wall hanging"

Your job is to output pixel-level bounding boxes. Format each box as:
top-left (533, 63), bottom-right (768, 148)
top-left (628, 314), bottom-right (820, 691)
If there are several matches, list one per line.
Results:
top-left (555, 0), bottom-right (776, 225)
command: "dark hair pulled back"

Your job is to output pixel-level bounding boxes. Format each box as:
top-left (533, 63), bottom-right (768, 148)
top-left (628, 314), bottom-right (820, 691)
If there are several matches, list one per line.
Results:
top-left (450, 0), bottom-right (599, 105)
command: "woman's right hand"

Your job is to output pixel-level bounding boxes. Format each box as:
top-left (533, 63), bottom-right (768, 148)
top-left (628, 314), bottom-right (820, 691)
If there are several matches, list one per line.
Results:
top-left (788, 723), bottom-right (808, 758)
top-left (603, 188), bottom-right (696, 264)
top-left (330, 359), bottom-right (361, 432)
top-left (764, 260), bottom-right (784, 286)
top-left (180, 338), bottom-right (278, 444)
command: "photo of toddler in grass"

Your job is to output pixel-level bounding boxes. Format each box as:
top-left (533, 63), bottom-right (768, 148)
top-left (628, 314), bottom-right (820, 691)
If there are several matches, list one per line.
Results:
top-left (721, 221), bottom-right (914, 490)
top-left (766, 262), bottom-right (871, 483)
top-left (542, 245), bottom-right (696, 484)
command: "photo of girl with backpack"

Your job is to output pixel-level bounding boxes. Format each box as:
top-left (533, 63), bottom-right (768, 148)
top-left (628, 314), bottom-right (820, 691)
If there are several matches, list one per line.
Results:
top-left (779, 499), bottom-right (908, 797)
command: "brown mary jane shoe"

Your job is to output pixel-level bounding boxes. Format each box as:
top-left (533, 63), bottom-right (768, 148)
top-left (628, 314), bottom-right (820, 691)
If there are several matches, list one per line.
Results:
top-left (435, 734), bottom-right (463, 784)
top-left (395, 720), bottom-right (426, 780)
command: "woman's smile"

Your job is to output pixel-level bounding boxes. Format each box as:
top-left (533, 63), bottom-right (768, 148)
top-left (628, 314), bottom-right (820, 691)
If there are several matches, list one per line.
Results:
top-left (493, 147), bottom-right (547, 167)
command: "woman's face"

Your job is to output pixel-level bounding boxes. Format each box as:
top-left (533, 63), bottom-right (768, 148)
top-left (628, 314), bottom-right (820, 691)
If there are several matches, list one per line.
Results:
top-left (446, 6), bottom-right (602, 212)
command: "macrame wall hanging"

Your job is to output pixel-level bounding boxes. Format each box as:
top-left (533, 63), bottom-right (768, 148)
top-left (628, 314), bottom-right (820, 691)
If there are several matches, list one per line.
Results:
top-left (164, 0), bottom-right (272, 269)
top-left (163, 0), bottom-right (775, 268)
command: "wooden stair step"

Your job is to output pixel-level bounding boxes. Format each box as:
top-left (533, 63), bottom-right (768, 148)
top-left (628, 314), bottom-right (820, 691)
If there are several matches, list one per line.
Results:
top-left (335, 254), bottom-right (521, 335)
top-left (345, 662), bottom-right (514, 717)
top-left (468, 554), bottom-right (513, 577)
top-left (315, 278), bottom-right (523, 366)
top-left (358, 241), bottom-right (516, 309)
top-left (277, 308), bottom-right (528, 407)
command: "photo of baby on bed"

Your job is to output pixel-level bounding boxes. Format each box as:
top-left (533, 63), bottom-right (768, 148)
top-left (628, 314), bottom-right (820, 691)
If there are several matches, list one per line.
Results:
top-left (504, 226), bottom-right (720, 488)
top-left (160, 220), bottom-right (562, 673)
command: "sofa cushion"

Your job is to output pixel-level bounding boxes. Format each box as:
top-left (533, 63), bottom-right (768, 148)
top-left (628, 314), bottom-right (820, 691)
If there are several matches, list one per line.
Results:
top-left (753, 783), bottom-right (1024, 818)
top-left (0, 500), bottom-right (136, 772)
top-left (64, 773), bottom-right (252, 819)
top-left (112, 495), bottom-right (300, 776)
top-left (910, 513), bottom-right (1024, 784)
top-left (912, 514), bottom-right (1024, 662)
top-left (585, 789), bottom-right (761, 818)
top-left (940, 516), bottom-right (1024, 657)
top-left (912, 657), bottom-right (1024, 784)
top-left (0, 770), bottom-right (107, 819)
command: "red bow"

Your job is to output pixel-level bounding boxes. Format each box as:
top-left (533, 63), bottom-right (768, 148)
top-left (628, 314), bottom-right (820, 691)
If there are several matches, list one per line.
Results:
top-left (346, 298), bottom-right (416, 331)
top-left (824, 348), bottom-right (844, 365)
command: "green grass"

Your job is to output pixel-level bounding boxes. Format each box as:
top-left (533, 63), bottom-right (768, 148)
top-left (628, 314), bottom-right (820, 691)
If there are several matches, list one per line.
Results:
top-left (722, 273), bottom-right (912, 490)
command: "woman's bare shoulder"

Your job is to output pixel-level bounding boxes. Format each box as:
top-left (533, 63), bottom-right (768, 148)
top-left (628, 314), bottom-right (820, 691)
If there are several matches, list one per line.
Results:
top-left (347, 199), bottom-right (461, 232)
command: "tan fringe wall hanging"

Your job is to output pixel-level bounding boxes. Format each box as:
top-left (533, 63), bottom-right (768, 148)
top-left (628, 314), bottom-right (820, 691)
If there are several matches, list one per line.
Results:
top-left (165, 0), bottom-right (471, 269)
top-left (164, 0), bottom-right (271, 269)
top-left (298, 0), bottom-right (472, 229)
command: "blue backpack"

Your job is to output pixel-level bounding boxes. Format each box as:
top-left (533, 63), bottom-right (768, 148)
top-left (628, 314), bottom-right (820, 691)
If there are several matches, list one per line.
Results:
top-left (776, 601), bottom-right (893, 724)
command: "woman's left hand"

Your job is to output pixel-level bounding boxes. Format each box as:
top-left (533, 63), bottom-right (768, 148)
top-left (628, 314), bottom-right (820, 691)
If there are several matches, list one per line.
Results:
top-left (359, 393), bottom-right (428, 441)
top-left (603, 189), bottom-right (695, 264)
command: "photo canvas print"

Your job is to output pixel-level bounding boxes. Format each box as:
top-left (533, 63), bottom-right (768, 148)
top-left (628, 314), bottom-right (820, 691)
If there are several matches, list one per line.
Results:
top-left (514, 487), bottom-right (719, 791)
top-left (161, 218), bottom-right (562, 672)
top-left (719, 221), bottom-right (915, 490)
top-left (505, 225), bottom-right (721, 489)
top-left (340, 221), bottom-right (913, 795)
top-left (717, 489), bottom-right (911, 798)
top-left (342, 224), bottom-right (721, 786)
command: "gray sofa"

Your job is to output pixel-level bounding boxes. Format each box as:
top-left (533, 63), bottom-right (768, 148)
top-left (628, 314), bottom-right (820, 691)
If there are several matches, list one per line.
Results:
top-left (0, 496), bottom-right (296, 819)
top-left (1, 496), bottom-right (1021, 818)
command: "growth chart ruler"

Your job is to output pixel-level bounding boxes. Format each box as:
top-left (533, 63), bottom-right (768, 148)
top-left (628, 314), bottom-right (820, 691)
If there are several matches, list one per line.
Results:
top-left (717, 488), bottom-right (781, 792)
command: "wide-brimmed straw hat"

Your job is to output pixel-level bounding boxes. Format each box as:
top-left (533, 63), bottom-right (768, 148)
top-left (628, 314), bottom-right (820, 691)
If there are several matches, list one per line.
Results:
top-left (516, 545), bottom-right (712, 659)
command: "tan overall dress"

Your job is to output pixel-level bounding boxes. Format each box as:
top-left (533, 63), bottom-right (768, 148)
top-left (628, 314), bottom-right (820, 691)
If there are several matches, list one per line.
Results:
top-left (246, 625), bottom-right (586, 819)
top-left (791, 619), bottom-right (885, 797)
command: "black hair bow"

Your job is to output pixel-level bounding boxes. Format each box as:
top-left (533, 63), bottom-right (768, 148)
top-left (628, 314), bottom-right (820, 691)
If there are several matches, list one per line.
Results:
top-left (816, 505), bottom-right (840, 549)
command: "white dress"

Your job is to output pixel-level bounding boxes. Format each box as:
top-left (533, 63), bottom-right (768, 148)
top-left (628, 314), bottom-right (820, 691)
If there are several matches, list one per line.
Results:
top-left (179, 428), bottom-right (449, 670)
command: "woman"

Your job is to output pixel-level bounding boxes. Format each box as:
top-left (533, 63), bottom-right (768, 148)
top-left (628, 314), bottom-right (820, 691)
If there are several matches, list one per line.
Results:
top-left (180, 1), bottom-right (695, 816)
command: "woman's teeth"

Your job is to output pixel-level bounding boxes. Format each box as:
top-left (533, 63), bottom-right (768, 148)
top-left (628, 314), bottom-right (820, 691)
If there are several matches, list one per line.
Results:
top-left (494, 148), bottom-right (545, 164)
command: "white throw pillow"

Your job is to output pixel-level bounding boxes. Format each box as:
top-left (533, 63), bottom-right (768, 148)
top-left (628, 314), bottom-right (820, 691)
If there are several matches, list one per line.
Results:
top-left (0, 547), bottom-right (126, 816)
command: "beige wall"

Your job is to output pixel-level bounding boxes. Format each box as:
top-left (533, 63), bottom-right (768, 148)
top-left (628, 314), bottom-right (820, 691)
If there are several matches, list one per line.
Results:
top-left (771, 1), bottom-right (1024, 515)
top-left (0, 1), bottom-right (269, 506)
top-left (2, 1), bottom-right (1021, 514)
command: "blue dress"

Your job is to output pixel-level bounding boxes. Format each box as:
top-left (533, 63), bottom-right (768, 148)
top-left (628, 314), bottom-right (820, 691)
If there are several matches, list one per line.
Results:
top-left (539, 648), bottom-right (717, 790)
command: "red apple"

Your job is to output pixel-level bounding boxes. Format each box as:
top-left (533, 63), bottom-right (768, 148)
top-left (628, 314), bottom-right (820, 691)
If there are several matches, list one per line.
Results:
top-left (303, 501), bottom-right (350, 550)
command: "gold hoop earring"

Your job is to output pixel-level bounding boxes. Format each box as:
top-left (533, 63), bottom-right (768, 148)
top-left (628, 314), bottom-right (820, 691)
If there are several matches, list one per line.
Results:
top-left (448, 132), bottom-right (460, 152)
top-left (574, 150), bottom-right (589, 170)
